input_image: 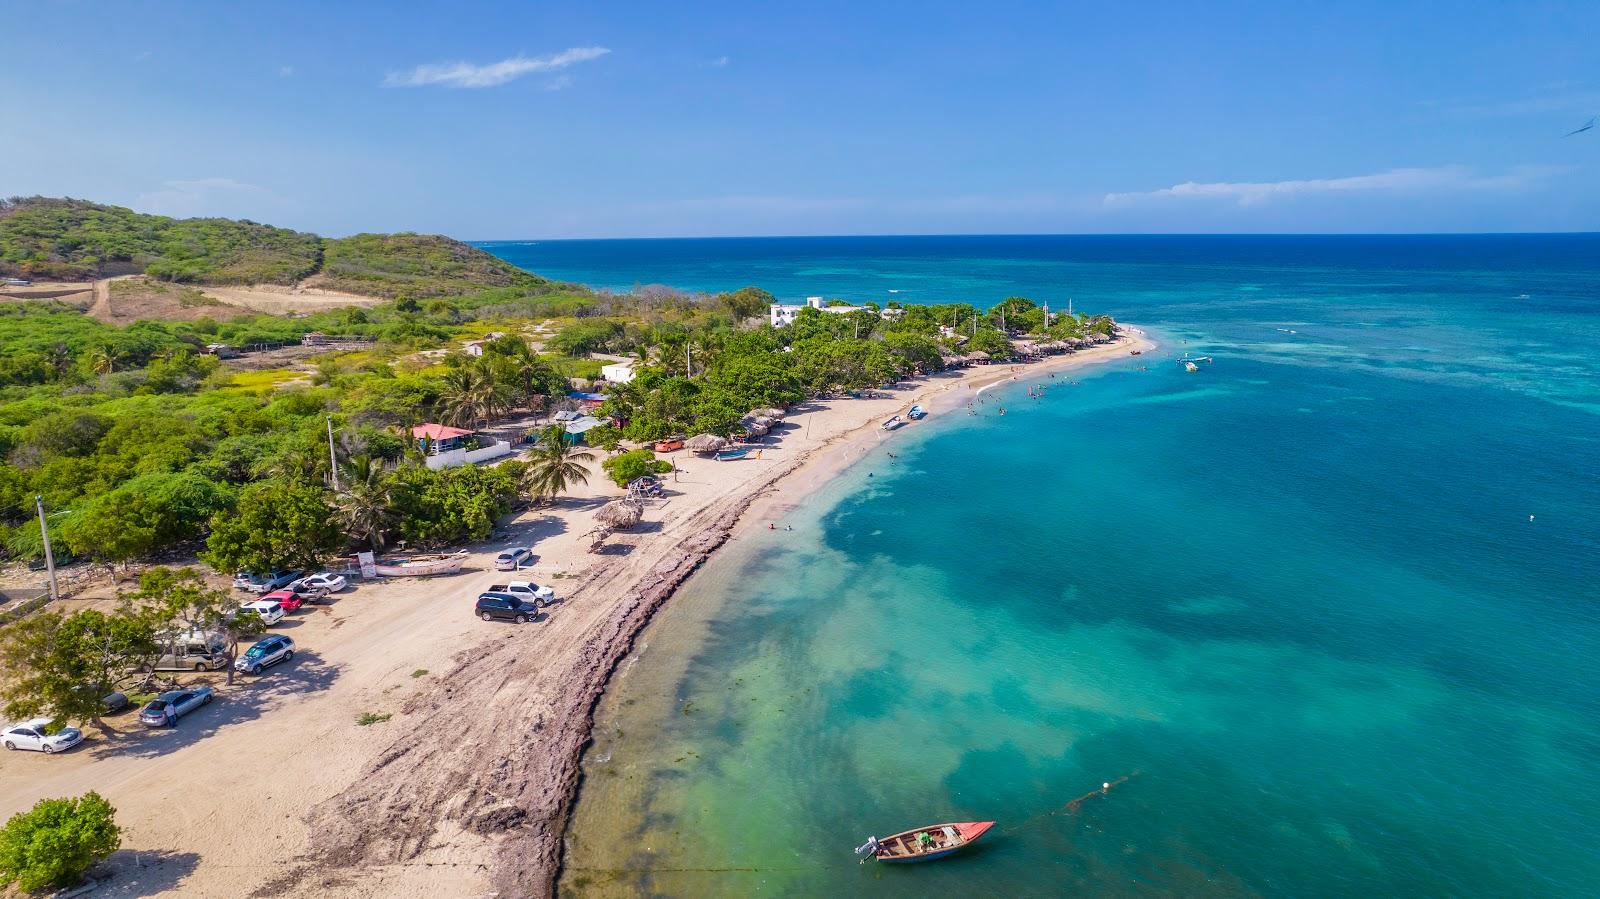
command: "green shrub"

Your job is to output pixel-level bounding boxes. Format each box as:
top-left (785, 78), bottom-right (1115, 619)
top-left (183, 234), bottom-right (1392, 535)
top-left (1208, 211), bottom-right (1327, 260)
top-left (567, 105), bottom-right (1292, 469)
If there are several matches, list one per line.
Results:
top-left (0, 791), bottom-right (120, 893)
top-left (601, 449), bottom-right (671, 487)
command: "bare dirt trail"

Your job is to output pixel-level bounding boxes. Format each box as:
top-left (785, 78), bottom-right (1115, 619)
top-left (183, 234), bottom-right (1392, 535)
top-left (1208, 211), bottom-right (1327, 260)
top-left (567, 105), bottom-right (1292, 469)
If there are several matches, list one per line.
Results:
top-left (87, 276), bottom-right (114, 319)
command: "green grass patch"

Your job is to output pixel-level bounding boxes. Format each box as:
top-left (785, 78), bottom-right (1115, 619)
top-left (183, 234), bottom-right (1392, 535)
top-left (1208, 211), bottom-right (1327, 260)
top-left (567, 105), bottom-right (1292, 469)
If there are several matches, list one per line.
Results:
top-left (410, 669), bottom-right (428, 678)
top-left (356, 711), bottom-right (392, 726)
top-left (551, 356), bottom-right (603, 379)
top-left (218, 368), bottom-right (304, 393)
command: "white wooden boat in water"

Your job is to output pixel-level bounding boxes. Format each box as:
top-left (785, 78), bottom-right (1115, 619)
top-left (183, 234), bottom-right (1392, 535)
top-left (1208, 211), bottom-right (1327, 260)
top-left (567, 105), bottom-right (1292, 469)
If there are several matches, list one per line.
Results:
top-left (373, 552), bottom-right (468, 577)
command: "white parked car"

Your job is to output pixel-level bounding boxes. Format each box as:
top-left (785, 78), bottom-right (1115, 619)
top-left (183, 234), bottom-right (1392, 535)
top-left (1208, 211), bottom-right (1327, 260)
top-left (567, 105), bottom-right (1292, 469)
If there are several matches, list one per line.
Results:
top-left (237, 600), bottom-right (286, 625)
top-left (2, 718), bottom-right (84, 754)
top-left (292, 572), bottom-right (348, 594)
top-left (487, 580), bottom-right (556, 605)
top-left (494, 547), bottom-right (533, 571)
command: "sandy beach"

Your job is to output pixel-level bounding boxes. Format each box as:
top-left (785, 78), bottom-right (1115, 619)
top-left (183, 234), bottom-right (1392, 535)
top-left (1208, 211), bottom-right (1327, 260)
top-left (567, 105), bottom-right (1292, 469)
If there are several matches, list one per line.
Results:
top-left (0, 328), bottom-right (1151, 898)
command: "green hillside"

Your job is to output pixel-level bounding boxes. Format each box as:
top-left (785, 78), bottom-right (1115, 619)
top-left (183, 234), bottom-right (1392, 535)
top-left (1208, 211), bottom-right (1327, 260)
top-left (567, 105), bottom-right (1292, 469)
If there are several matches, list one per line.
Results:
top-left (320, 232), bottom-right (544, 298)
top-left (0, 197), bottom-right (541, 298)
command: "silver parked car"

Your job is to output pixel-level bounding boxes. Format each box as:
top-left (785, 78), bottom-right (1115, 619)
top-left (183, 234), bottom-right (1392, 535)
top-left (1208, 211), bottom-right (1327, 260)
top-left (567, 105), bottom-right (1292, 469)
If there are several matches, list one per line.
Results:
top-left (139, 687), bottom-right (214, 727)
top-left (233, 570), bottom-right (301, 593)
top-left (234, 635), bottom-right (295, 674)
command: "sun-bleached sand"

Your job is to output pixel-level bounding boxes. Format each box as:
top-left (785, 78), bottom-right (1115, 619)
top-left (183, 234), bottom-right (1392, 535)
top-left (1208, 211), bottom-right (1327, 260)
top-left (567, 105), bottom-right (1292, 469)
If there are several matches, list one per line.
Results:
top-left (0, 329), bottom-right (1152, 898)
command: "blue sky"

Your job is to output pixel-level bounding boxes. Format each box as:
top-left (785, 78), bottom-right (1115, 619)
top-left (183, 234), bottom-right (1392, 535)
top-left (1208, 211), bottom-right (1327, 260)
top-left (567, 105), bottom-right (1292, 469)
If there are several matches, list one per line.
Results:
top-left (3, 1), bottom-right (1597, 238)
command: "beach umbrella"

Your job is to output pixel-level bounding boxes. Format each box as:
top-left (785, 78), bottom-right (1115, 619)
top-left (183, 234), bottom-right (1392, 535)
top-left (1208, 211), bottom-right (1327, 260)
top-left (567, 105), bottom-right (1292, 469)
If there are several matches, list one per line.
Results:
top-left (753, 407), bottom-right (786, 419)
top-left (741, 419), bottom-right (770, 437)
top-left (966, 350), bottom-right (991, 362)
top-left (686, 434), bottom-right (728, 453)
top-left (595, 499), bottom-right (644, 530)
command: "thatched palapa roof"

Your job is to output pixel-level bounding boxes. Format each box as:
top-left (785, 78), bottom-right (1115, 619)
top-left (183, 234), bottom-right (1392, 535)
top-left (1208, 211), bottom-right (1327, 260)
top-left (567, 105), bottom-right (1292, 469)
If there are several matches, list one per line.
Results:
top-left (596, 499), bottom-right (644, 529)
top-left (752, 407), bottom-right (786, 419)
top-left (686, 433), bottom-right (728, 453)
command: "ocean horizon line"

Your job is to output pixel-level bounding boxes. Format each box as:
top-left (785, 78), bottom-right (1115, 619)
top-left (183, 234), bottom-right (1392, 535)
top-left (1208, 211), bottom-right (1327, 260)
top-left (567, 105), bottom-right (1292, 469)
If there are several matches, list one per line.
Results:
top-left (470, 230), bottom-right (1600, 244)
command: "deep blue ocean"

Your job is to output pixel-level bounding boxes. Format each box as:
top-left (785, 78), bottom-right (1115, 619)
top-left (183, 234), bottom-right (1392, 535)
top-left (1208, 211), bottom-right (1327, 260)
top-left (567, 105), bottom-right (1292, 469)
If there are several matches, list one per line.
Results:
top-left (481, 236), bottom-right (1600, 897)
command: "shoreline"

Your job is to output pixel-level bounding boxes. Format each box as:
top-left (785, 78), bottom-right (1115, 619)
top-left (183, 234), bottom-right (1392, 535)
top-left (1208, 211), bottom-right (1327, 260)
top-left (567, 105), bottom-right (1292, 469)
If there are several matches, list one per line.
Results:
top-left (543, 329), bottom-right (1157, 891)
top-left (261, 328), bottom-right (1156, 898)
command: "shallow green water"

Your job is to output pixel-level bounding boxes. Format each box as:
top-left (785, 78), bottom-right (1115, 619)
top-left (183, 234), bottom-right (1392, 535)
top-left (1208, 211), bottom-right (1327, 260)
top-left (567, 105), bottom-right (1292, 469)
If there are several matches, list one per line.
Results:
top-left (543, 236), bottom-right (1600, 897)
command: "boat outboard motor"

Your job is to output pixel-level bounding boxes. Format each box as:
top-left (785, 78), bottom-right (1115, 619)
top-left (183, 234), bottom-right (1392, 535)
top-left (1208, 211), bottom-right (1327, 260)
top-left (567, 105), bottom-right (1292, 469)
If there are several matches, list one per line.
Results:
top-left (854, 836), bottom-right (881, 857)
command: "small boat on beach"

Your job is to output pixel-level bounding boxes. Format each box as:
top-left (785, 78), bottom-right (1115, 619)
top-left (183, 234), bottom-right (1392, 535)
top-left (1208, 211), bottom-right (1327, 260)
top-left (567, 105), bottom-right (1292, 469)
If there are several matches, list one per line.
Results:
top-left (373, 552), bottom-right (467, 577)
top-left (906, 404), bottom-right (927, 420)
top-left (857, 821), bottom-right (995, 863)
top-left (881, 415), bottom-right (904, 431)
top-left (713, 447), bottom-right (752, 461)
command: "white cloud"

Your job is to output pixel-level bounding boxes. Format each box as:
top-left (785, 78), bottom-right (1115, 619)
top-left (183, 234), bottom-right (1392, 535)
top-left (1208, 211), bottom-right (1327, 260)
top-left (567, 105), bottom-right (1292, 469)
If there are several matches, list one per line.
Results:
top-left (385, 47), bottom-right (610, 89)
top-left (135, 178), bottom-right (277, 219)
top-left (279, 65), bottom-right (295, 78)
top-left (710, 56), bottom-right (730, 68)
top-left (1104, 165), bottom-right (1570, 207)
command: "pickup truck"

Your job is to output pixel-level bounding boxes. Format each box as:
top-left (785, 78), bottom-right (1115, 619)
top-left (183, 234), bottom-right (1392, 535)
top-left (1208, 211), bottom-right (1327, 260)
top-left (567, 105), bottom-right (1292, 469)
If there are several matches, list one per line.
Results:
top-left (486, 581), bottom-right (556, 606)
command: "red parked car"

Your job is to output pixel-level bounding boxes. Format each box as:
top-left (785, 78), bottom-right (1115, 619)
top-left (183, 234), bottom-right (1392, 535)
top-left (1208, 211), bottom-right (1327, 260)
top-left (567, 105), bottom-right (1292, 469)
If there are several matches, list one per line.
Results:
top-left (260, 589), bottom-right (306, 612)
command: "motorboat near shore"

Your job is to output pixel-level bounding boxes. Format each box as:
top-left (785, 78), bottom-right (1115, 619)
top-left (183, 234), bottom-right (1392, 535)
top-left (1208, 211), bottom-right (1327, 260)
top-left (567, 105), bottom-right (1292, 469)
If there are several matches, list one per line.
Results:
top-left (906, 404), bottom-right (927, 420)
top-left (856, 821), bottom-right (995, 863)
top-left (373, 552), bottom-right (468, 577)
top-left (881, 415), bottom-right (904, 431)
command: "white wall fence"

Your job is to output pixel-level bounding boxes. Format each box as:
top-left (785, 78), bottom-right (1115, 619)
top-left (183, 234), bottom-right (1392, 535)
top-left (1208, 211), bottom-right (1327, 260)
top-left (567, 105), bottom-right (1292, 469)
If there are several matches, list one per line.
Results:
top-left (423, 439), bottom-right (514, 470)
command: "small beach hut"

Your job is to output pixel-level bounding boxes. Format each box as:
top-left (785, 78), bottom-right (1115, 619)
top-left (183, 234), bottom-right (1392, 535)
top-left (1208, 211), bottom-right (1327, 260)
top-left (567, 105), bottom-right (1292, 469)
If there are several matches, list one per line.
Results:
top-left (595, 499), bottom-right (645, 530)
top-left (740, 418), bottom-right (771, 437)
top-left (686, 434), bottom-right (728, 454)
top-left (752, 407), bottom-right (786, 420)
top-left (966, 350), bottom-right (992, 364)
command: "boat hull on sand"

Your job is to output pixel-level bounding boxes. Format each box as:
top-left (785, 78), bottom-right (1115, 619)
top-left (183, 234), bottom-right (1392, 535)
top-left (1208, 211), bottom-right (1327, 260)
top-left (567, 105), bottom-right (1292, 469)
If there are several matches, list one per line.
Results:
top-left (373, 552), bottom-right (467, 577)
top-left (871, 820), bottom-right (994, 863)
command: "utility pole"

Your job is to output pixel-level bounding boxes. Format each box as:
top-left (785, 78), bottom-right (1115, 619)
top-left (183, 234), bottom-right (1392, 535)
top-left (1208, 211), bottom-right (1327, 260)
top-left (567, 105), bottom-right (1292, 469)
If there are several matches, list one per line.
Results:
top-left (686, 343), bottom-right (692, 377)
top-left (326, 416), bottom-right (340, 491)
top-left (35, 496), bottom-right (57, 602)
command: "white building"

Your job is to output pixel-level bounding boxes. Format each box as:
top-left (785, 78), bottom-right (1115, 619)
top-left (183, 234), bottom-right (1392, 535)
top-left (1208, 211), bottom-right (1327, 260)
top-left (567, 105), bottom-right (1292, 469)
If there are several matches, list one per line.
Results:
top-left (770, 297), bottom-right (903, 327)
top-left (600, 360), bottom-right (636, 383)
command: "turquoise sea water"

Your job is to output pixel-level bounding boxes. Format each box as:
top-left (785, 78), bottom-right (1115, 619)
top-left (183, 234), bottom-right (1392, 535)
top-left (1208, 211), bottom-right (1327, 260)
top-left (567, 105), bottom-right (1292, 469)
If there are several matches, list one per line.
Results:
top-left (482, 236), bottom-right (1600, 896)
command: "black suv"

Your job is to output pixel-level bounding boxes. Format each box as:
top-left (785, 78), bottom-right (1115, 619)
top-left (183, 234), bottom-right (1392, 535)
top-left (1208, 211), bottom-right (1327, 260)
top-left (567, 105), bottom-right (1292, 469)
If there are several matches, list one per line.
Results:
top-left (475, 592), bottom-right (538, 623)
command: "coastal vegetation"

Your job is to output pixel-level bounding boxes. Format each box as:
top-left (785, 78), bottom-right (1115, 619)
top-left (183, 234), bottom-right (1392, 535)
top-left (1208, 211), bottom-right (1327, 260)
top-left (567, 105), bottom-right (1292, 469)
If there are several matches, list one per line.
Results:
top-left (0, 791), bottom-right (120, 893)
top-left (0, 201), bottom-right (1114, 581)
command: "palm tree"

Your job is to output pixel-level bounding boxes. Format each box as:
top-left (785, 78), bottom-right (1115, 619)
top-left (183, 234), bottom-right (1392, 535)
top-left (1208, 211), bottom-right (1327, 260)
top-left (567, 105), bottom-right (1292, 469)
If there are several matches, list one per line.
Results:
top-left (504, 340), bottom-right (559, 411)
top-left (87, 344), bottom-right (120, 375)
top-left (333, 455), bottom-right (397, 552)
top-left (520, 424), bottom-right (595, 506)
top-left (436, 367), bottom-right (490, 429)
top-left (255, 447), bottom-right (323, 483)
